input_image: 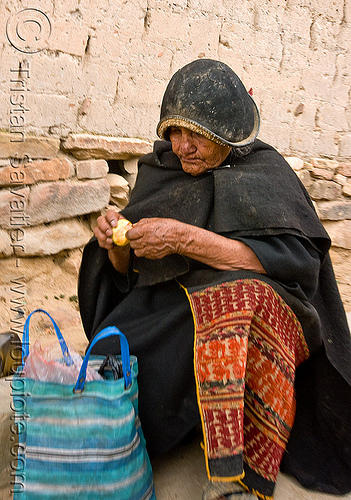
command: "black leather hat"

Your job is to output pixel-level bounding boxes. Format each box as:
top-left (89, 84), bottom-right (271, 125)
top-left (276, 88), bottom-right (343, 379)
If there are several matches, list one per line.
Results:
top-left (157, 59), bottom-right (260, 147)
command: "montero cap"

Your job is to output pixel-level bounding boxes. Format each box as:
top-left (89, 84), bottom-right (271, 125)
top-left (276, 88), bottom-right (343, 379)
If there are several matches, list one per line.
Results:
top-left (157, 59), bottom-right (260, 147)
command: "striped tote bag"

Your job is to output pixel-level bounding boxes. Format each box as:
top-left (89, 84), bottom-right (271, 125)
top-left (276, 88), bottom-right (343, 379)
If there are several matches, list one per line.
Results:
top-left (12, 309), bottom-right (156, 499)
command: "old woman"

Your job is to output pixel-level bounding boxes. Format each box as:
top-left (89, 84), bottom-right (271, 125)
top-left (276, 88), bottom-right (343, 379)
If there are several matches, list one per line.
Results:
top-left (79, 59), bottom-right (351, 499)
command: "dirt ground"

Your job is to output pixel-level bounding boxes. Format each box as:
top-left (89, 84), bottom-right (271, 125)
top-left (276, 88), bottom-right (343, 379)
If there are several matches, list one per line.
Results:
top-left (1, 246), bottom-right (350, 356)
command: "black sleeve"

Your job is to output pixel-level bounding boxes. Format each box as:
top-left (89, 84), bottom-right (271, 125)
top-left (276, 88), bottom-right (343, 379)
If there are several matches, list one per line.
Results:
top-left (78, 238), bottom-right (136, 338)
top-left (110, 257), bottom-right (138, 294)
top-left (231, 234), bottom-right (322, 300)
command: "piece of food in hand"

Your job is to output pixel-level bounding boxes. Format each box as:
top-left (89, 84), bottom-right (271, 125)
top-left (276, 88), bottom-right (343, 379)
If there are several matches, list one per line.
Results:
top-left (112, 219), bottom-right (133, 246)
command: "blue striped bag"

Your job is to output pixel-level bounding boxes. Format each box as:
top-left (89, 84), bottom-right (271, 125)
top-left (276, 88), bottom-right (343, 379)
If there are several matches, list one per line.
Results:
top-left (12, 309), bottom-right (156, 499)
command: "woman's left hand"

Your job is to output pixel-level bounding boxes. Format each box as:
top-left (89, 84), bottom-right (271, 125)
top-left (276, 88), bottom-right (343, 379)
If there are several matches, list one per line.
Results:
top-left (127, 218), bottom-right (184, 259)
top-left (127, 216), bottom-right (266, 274)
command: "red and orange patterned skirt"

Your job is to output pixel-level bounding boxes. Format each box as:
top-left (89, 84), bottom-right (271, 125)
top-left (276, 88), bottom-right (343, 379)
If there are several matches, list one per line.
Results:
top-left (187, 279), bottom-right (310, 499)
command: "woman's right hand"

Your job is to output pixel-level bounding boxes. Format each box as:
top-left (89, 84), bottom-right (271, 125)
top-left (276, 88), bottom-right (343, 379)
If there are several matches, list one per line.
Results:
top-left (93, 209), bottom-right (131, 273)
top-left (94, 209), bottom-right (126, 250)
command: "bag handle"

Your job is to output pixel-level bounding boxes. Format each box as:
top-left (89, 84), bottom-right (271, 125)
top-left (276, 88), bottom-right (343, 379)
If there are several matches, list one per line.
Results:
top-left (74, 326), bottom-right (132, 393)
top-left (22, 309), bottom-right (73, 367)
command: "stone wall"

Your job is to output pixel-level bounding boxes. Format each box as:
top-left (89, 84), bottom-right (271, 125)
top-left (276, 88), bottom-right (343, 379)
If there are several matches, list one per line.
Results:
top-left (285, 155), bottom-right (351, 307)
top-left (0, 132), bottom-right (152, 257)
top-left (0, 132), bottom-right (350, 259)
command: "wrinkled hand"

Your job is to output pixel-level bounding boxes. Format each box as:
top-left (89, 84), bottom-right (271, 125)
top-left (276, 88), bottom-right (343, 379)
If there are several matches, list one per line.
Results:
top-left (94, 209), bottom-right (132, 273)
top-left (127, 218), bottom-right (184, 259)
top-left (94, 209), bottom-right (128, 250)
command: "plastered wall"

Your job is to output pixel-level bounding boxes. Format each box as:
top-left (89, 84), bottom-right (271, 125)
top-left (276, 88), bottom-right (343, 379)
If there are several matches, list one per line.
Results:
top-left (1, 0), bottom-right (351, 159)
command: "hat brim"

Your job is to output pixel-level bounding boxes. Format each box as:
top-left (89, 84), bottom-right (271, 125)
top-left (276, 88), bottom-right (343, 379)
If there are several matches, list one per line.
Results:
top-left (156, 95), bottom-right (260, 148)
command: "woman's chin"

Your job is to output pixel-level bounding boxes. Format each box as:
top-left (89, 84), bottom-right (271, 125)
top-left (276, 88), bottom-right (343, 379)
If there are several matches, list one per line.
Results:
top-left (181, 160), bottom-right (207, 176)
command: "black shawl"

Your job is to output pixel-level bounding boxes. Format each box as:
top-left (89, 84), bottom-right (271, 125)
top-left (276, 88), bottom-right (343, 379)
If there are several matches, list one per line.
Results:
top-left (121, 140), bottom-right (330, 287)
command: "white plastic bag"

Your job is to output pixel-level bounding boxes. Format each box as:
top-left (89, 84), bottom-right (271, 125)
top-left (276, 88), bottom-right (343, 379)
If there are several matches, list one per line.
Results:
top-left (23, 340), bottom-right (102, 384)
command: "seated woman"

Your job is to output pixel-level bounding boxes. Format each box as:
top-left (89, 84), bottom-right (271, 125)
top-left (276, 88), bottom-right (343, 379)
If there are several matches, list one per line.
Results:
top-left (78, 59), bottom-right (351, 500)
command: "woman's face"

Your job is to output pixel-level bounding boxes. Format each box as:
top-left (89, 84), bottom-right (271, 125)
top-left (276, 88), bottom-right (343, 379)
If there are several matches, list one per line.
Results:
top-left (168, 126), bottom-right (230, 176)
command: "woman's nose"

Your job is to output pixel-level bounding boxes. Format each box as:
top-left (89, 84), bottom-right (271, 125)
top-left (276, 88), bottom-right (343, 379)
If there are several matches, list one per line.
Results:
top-left (179, 131), bottom-right (196, 154)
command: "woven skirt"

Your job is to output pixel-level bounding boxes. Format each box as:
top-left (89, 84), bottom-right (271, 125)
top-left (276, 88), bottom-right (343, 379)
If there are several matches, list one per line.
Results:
top-left (186, 279), bottom-right (310, 499)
